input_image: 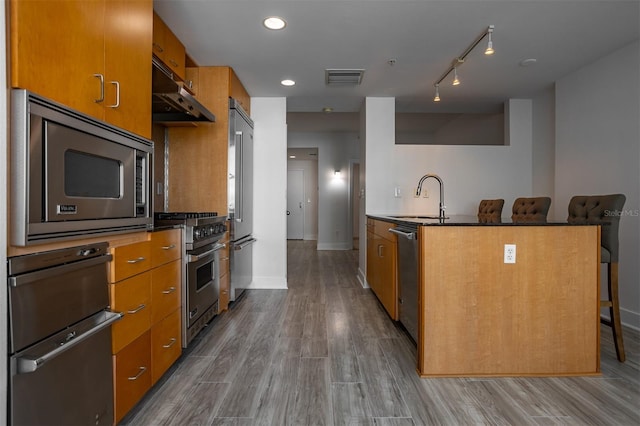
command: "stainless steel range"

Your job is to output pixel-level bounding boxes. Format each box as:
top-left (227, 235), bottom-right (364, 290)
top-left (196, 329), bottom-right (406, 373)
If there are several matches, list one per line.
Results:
top-left (154, 212), bottom-right (227, 347)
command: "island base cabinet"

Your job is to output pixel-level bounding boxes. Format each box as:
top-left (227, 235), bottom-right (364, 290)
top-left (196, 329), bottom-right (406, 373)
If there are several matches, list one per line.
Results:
top-left (151, 309), bottom-right (182, 385)
top-left (113, 331), bottom-right (151, 424)
top-left (366, 218), bottom-right (398, 320)
top-left (417, 225), bottom-right (600, 377)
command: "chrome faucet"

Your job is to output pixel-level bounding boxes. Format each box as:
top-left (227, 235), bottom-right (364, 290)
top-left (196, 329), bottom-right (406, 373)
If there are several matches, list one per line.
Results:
top-left (416, 173), bottom-right (446, 219)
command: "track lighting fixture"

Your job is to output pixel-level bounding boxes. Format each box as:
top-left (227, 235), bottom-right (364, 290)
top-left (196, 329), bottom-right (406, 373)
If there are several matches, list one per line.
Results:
top-left (485, 26), bottom-right (494, 55)
top-left (432, 25), bottom-right (495, 102)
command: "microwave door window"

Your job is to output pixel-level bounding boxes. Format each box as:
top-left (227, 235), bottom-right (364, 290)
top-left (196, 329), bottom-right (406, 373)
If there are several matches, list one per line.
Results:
top-left (65, 150), bottom-right (121, 198)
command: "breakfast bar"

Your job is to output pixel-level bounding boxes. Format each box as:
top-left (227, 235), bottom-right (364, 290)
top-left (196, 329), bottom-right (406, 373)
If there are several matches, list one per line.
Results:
top-left (367, 215), bottom-right (601, 378)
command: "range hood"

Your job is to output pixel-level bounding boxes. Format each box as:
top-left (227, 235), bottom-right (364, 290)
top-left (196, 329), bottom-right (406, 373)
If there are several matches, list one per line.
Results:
top-left (152, 58), bottom-right (216, 123)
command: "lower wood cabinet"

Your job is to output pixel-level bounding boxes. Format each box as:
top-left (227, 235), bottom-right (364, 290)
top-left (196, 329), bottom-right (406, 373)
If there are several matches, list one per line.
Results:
top-left (218, 232), bottom-right (230, 313)
top-left (109, 229), bottom-right (182, 424)
top-left (366, 218), bottom-right (398, 320)
top-left (113, 331), bottom-right (152, 423)
top-left (151, 308), bottom-right (181, 384)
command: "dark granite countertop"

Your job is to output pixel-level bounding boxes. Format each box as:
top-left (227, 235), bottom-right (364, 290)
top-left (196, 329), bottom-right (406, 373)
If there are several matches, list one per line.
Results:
top-left (368, 214), bottom-right (597, 226)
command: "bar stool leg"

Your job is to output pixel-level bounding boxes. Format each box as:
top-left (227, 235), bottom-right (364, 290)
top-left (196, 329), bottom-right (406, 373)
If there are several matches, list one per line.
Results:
top-left (608, 262), bottom-right (626, 362)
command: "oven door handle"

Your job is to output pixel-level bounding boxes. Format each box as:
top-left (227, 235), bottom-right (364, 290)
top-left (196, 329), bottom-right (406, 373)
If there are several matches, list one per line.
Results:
top-left (14, 310), bottom-right (123, 374)
top-left (187, 243), bottom-right (226, 263)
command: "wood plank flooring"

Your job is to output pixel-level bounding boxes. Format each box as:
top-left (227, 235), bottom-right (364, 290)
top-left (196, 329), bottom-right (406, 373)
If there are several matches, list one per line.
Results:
top-left (123, 240), bottom-right (640, 425)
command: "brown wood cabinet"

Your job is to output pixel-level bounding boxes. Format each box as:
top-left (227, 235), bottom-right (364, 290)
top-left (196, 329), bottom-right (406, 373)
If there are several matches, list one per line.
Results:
top-left (152, 11), bottom-right (186, 80)
top-left (167, 66), bottom-right (250, 213)
top-left (108, 229), bottom-right (182, 423)
top-left (10, 0), bottom-right (153, 139)
top-left (218, 232), bottom-right (231, 312)
top-left (366, 218), bottom-right (398, 320)
top-left (417, 225), bottom-right (600, 377)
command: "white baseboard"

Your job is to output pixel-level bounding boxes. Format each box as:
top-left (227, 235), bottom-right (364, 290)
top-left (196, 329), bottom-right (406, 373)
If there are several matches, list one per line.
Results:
top-left (247, 276), bottom-right (288, 290)
top-left (357, 267), bottom-right (369, 288)
top-left (603, 306), bottom-right (640, 332)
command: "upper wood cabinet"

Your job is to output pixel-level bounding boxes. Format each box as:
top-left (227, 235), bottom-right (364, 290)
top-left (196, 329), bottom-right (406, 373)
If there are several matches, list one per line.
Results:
top-left (167, 66), bottom-right (250, 213)
top-left (152, 11), bottom-right (186, 81)
top-left (10, 0), bottom-right (153, 139)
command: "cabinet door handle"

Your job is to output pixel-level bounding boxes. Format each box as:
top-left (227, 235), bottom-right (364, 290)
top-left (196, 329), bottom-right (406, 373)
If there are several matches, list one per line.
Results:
top-left (152, 42), bottom-right (164, 53)
top-left (107, 81), bottom-right (120, 108)
top-left (169, 59), bottom-right (178, 67)
top-left (378, 244), bottom-right (384, 257)
top-left (127, 256), bottom-right (146, 264)
top-left (93, 74), bottom-right (104, 103)
top-left (162, 338), bottom-right (177, 349)
top-left (162, 286), bottom-right (176, 295)
top-left (162, 244), bottom-right (176, 250)
top-left (128, 366), bottom-right (147, 381)
top-left (127, 304), bottom-right (146, 314)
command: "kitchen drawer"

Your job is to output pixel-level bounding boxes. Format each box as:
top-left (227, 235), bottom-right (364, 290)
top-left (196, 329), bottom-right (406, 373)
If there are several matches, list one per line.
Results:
top-left (110, 272), bottom-right (152, 353)
top-left (151, 228), bottom-right (181, 268)
top-left (151, 259), bottom-right (181, 324)
top-left (219, 240), bottom-right (230, 278)
top-left (374, 219), bottom-right (396, 242)
top-left (113, 331), bottom-right (151, 424)
top-left (109, 241), bottom-right (152, 282)
top-left (151, 308), bottom-right (181, 385)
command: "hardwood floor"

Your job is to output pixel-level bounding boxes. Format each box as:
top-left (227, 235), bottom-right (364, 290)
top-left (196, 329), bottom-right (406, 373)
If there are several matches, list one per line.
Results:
top-left (123, 240), bottom-right (640, 425)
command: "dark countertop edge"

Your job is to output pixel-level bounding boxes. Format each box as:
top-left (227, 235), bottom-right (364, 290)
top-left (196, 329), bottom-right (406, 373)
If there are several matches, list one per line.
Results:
top-left (367, 214), bottom-right (601, 226)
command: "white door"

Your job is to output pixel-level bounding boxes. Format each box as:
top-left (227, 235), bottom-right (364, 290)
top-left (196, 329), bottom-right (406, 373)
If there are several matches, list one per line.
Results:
top-left (287, 169), bottom-right (304, 239)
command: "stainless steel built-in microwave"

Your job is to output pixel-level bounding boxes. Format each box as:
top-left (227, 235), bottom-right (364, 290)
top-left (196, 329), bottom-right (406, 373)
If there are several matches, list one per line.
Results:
top-left (10, 90), bottom-right (153, 246)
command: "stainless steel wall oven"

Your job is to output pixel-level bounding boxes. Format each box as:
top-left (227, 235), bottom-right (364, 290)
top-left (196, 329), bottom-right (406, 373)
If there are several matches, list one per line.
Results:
top-left (10, 89), bottom-right (153, 246)
top-left (7, 242), bottom-right (122, 425)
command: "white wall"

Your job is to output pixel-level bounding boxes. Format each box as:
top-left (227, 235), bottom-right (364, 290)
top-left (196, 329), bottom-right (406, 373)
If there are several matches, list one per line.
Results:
top-left (555, 41), bottom-right (640, 329)
top-left (250, 98), bottom-right (288, 289)
top-left (531, 86), bottom-right (556, 200)
top-left (288, 131), bottom-right (360, 250)
top-left (287, 159), bottom-right (318, 240)
top-left (1, 2), bottom-right (9, 420)
top-left (365, 98), bottom-right (534, 217)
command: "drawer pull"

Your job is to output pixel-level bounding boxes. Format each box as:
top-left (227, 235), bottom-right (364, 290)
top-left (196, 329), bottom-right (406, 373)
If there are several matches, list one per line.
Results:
top-left (127, 304), bottom-right (146, 314)
top-left (153, 42), bottom-right (164, 53)
top-left (127, 257), bottom-right (146, 264)
top-left (163, 338), bottom-right (177, 349)
top-left (128, 366), bottom-right (147, 381)
top-left (162, 286), bottom-right (176, 295)
top-left (169, 59), bottom-right (178, 67)
top-left (161, 244), bottom-right (176, 250)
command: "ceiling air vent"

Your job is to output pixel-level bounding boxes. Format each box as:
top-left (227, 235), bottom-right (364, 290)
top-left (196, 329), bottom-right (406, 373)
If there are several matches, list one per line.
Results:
top-left (325, 69), bottom-right (365, 86)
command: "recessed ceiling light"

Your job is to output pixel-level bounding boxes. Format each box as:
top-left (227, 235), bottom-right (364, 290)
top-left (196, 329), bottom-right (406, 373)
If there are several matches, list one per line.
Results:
top-left (263, 16), bottom-right (286, 30)
top-left (281, 79), bottom-right (296, 86)
top-left (322, 107), bottom-right (333, 113)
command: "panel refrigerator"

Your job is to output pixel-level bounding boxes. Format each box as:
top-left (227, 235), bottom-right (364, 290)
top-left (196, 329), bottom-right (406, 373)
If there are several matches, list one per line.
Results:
top-left (228, 98), bottom-right (256, 301)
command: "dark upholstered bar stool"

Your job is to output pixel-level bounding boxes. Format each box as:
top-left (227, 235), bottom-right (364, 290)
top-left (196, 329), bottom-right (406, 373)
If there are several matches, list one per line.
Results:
top-left (478, 199), bottom-right (504, 223)
top-left (511, 197), bottom-right (551, 223)
top-left (568, 194), bottom-right (627, 362)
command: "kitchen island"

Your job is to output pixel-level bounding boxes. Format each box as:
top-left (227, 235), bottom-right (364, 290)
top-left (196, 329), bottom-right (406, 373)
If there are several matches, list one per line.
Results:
top-left (367, 215), bottom-right (601, 377)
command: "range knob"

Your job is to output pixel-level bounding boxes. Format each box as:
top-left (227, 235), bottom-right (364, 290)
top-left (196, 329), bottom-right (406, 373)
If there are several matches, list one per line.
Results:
top-left (194, 228), bottom-right (201, 239)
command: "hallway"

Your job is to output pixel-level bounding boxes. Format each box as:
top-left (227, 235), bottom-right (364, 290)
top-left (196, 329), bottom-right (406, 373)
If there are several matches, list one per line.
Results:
top-left (124, 240), bottom-right (640, 425)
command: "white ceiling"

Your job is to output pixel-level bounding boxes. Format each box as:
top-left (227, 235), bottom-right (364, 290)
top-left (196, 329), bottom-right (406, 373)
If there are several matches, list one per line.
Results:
top-left (154, 0), bottom-right (639, 114)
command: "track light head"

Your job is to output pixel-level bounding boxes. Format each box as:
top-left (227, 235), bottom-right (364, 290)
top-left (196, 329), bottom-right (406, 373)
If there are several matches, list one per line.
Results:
top-left (452, 67), bottom-right (460, 86)
top-left (485, 27), bottom-right (495, 55)
top-left (433, 85), bottom-right (441, 102)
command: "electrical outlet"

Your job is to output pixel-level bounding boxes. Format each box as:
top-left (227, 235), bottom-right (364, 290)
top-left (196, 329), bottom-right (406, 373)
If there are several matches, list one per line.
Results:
top-left (394, 187), bottom-right (402, 198)
top-left (504, 244), bottom-right (516, 263)
top-left (422, 189), bottom-right (429, 198)
top-left (156, 182), bottom-right (164, 195)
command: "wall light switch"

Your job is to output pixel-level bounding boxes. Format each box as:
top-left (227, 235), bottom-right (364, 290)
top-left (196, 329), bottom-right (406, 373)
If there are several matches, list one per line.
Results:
top-left (504, 244), bottom-right (516, 263)
top-left (394, 187), bottom-right (402, 198)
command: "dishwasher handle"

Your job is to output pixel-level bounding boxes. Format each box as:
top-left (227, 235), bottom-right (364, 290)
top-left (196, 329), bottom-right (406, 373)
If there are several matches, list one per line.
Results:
top-left (389, 228), bottom-right (417, 240)
top-left (14, 310), bottom-right (123, 374)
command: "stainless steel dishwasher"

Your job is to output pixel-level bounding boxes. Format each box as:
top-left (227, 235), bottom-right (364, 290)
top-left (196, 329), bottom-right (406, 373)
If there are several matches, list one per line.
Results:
top-left (389, 224), bottom-right (419, 344)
